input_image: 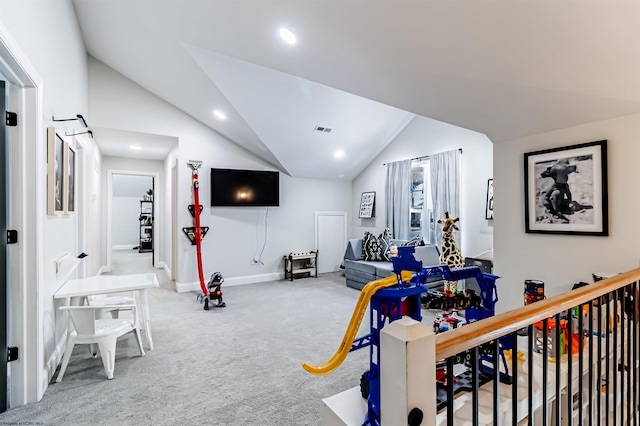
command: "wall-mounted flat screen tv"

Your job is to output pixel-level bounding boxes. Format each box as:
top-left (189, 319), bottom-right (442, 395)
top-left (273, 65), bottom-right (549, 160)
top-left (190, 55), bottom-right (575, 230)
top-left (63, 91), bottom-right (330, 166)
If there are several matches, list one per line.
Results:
top-left (210, 168), bottom-right (279, 207)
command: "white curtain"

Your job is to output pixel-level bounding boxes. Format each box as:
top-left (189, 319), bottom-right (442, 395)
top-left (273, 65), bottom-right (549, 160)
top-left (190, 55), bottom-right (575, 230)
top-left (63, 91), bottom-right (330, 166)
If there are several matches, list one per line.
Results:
top-left (385, 159), bottom-right (412, 240)
top-left (430, 149), bottom-right (461, 252)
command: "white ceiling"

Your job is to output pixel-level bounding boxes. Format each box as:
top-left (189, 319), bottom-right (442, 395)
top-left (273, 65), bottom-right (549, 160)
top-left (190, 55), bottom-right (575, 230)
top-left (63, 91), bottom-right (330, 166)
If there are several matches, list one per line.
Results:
top-left (93, 127), bottom-right (177, 161)
top-left (72, 0), bottom-right (640, 180)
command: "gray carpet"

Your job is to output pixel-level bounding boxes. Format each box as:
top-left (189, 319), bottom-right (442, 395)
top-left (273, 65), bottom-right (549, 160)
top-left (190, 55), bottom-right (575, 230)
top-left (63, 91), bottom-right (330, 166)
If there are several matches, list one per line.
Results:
top-left (0, 251), bottom-right (381, 426)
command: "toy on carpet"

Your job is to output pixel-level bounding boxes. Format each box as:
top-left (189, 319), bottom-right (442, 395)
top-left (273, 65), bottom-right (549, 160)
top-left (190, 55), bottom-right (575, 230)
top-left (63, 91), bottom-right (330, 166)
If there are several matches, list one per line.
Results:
top-left (302, 245), bottom-right (506, 426)
top-left (437, 212), bottom-right (465, 293)
top-left (524, 279), bottom-right (545, 305)
top-left (422, 288), bottom-right (482, 312)
top-left (182, 160), bottom-right (225, 311)
top-left (433, 310), bottom-right (465, 333)
top-left (205, 272), bottom-right (226, 308)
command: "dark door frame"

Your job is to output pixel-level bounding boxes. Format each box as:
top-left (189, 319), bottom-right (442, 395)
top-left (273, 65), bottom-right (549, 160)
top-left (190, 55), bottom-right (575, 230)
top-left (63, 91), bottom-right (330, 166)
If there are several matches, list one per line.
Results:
top-left (1, 79), bottom-right (8, 413)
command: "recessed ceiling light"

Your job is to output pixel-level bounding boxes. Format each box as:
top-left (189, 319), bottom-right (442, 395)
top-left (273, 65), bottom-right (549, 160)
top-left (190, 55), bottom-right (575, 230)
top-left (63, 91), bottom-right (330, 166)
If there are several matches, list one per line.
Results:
top-left (334, 150), bottom-right (345, 159)
top-left (213, 110), bottom-right (226, 120)
top-left (130, 145), bottom-right (142, 151)
top-left (279, 27), bottom-right (296, 45)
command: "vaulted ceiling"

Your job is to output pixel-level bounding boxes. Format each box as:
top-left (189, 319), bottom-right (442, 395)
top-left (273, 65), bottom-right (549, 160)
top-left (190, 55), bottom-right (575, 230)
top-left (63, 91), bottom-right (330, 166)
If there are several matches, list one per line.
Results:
top-left (72, 0), bottom-right (640, 180)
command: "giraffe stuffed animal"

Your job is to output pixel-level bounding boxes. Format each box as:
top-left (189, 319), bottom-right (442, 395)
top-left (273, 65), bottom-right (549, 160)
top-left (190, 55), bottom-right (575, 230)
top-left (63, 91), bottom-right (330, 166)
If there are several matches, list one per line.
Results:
top-left (438, 212), bottom-right (464, 293)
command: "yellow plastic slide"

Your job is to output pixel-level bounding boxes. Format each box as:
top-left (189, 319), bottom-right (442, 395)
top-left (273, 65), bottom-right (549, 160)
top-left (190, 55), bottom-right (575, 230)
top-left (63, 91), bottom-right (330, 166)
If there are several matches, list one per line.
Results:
top-left (302, 270), bottom-right (413, 376)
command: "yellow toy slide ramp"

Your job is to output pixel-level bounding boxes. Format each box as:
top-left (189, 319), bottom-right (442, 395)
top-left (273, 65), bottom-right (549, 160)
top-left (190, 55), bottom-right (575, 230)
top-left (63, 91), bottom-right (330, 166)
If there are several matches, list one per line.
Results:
top-left (302, 270), bottom-right (414, 376)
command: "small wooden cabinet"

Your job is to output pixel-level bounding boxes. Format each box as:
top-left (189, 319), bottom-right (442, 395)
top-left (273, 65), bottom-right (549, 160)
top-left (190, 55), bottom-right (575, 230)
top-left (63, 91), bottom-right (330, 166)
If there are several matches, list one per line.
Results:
top-left (284, 251), bottom-right (318, 281)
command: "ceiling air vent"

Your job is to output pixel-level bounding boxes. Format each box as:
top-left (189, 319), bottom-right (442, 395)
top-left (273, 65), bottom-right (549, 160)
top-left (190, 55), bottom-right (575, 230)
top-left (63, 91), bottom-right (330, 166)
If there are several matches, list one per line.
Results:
top-left (314, 125), bottom-right (332, 133)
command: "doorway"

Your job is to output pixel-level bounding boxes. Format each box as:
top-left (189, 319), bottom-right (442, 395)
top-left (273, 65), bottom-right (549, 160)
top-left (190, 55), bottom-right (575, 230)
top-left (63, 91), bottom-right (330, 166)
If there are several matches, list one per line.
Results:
top-left (0, 27), bottom-right (47, 407)
top-left (107, 170), bottom-right (159, 274)
top-left (315, 212), bottom-right (347, 274)
top-left (171, 162), bottom-right (177, 281)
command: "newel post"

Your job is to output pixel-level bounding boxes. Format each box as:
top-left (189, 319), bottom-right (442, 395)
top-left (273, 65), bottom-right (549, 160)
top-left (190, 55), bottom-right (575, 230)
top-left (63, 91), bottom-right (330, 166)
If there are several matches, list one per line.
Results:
top-left (380, 316), bottom-right (436, 425)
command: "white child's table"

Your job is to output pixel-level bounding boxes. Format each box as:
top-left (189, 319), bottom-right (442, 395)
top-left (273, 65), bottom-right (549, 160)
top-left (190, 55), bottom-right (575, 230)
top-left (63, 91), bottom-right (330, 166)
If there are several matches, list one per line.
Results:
top-left (54, 272), bottom-right (159, 350)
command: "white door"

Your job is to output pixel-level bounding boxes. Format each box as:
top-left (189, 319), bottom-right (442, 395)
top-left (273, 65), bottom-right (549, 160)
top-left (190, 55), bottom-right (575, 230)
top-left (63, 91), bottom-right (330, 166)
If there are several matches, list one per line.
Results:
top-left (315, 212), bottom-right (347, 274)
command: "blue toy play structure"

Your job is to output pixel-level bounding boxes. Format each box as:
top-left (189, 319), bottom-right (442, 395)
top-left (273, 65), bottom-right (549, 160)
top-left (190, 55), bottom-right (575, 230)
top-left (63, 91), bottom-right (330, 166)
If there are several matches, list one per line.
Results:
top-left (355, 245), bottom-right (505, 426)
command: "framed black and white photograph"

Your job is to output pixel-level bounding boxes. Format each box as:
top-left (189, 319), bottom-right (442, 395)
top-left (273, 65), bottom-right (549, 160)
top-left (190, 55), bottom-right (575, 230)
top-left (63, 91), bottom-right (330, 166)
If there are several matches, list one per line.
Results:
top-left (485, 179), bottom-right (494, 220)
top-left (359, 191), bottom-right (376, 218)
top-left (63, 142), bottom-right (76, 213)
top-left (47, 127), bottom-right (65, 215)
top-left (524, 140), bottom-right (608, 236)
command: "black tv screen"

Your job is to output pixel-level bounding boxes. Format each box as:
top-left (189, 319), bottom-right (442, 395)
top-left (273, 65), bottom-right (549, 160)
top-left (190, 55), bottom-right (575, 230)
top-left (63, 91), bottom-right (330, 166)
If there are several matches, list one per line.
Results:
top-left (210, 168), bottom-right (279, 207)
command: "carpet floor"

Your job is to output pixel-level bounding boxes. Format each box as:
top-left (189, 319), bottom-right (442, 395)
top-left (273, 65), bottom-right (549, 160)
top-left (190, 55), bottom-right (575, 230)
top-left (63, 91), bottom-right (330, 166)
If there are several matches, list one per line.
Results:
top-left (0, 250), bottom-right (436, 425)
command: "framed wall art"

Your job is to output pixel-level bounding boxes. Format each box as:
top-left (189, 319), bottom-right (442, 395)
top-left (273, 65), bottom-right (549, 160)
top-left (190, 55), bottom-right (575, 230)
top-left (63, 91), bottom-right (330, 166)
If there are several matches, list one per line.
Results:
top-left (359, 191), bottom-right (376, 218)
top-left (485, 179), bottom-right (494, 220)
top-left (63, 141), bottom-right (76, 213)
top-left (47, 127), bottom-right (65, 215)
top-left (524, 140), bottom-right (608, 236)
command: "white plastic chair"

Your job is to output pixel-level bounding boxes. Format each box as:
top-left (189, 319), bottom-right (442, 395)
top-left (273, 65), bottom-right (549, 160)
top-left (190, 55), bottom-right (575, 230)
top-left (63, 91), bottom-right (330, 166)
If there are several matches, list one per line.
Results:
top-left (87, 292), bottom-right (139, 321)
top-left (56, 304), bottom-right (145, 382)
top-left (85, 294), bottom-right (142, 355)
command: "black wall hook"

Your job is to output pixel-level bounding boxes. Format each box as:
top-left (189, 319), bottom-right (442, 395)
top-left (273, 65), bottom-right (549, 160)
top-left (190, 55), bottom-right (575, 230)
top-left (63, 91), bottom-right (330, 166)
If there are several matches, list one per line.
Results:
top-left (65, 130), bottom-right (93, 138)
top-left (52, 114), bottom-right (88, 128)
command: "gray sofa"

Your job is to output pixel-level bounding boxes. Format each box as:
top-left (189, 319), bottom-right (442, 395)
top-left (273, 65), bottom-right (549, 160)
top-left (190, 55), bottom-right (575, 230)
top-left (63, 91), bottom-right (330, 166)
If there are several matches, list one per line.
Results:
top-left (343, 238), bottom-right (443, 290)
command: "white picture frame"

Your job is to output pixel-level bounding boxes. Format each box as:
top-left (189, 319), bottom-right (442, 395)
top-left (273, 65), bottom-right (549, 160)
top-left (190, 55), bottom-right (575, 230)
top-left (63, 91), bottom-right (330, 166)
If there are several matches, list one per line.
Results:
top-left (485, 179), bottom-right (493, 220)
top-left (359, 191), bottom-right (375, 218)
top-left (47, 127), bottom-right (65, 215)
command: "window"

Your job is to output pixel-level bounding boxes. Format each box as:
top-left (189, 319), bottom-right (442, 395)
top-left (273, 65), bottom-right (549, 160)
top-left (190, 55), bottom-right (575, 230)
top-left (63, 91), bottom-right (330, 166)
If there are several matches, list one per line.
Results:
top-left (410, 159), bottom-right (434, 244)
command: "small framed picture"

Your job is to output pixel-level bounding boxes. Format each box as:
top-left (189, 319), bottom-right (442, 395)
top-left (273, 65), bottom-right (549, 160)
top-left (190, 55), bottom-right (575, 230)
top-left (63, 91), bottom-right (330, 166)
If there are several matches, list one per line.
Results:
top-left (485, 179), bottom-right (493, 220)
top-left (47, 127), bottom-right (65, 215)
top-left (524, 140), bottom-right (608, 235)
top-left (63, 142), bottom-right (76, 213)
top-left (359, 191), bottom-right (376, 218)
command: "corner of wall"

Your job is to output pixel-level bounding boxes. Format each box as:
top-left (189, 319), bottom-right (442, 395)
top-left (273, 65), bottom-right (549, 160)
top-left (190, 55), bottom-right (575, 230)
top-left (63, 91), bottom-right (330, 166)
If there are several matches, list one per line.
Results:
top-left (39, 332), bottom-right (67, 401)
top-left (157, 261), bottom-right (171, 278)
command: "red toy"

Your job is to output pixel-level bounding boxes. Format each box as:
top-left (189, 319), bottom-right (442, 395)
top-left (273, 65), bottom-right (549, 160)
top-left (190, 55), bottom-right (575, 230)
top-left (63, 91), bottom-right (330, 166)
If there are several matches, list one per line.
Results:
top-left (182, 160), bottom-right (225, 310)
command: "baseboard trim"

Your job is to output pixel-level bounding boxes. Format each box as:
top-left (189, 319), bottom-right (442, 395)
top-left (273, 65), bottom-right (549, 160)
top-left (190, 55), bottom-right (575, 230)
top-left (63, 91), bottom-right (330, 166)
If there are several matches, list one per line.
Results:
top-left (42, 332), bottom-right (68, 397)
top-left (112, 245), bottom-right (137, 251)
top-left (157, 261), bottom-right (171, 278)
top-left (175, 272), bottom-right (283, 293)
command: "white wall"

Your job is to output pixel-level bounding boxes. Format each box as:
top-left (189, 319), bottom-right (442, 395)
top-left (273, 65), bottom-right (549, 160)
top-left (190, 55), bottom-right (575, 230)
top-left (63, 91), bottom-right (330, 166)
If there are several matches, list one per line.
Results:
top-left (494, 112), bottom-right (640, 313)
top-left (0, 0), bottom-right (86, 118)
top-left (164, 146), bottom-right (179, 278)
top-left (113, 174), bottom-right (154, 197)
top-left (112, 174), bottom-right (155, 249)
top-left (112, 197), bottom-right (141, 248)
top-left (88, 58), bottom-right (352, 288)
top-left (0, 0), bottom-right (97, 404)
top-left (353, 115), bottom-right (494, 258)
